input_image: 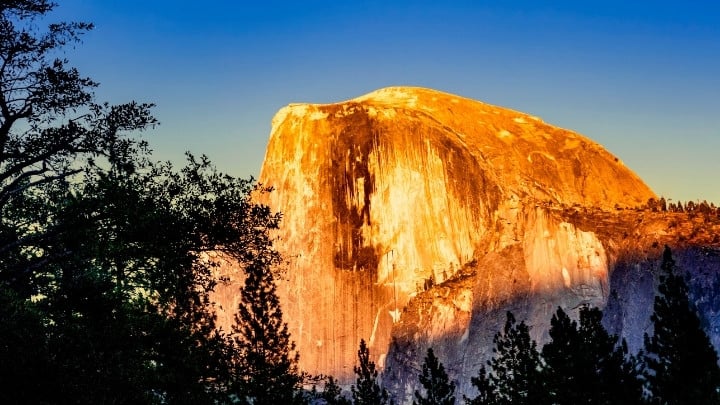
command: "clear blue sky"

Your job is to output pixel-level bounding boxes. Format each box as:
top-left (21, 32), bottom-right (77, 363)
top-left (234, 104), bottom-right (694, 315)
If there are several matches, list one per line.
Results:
top-left (53, 1), bottom-right (720, 203)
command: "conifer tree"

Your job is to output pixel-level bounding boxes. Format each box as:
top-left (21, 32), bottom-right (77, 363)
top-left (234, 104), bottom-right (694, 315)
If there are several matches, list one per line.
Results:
top-left (486, 312), bottom-right (544, 405)
top-left (321, 376), bottom-right (351, 405)
top-left (578, 306), bottom-right (643, 404)
top-left (231, 257), bottom-right (303, 405)
top-left (351, 339), bottom-right (390, 405)
top-left (542, 306), bottom-right (642, 405)
top-left (541, 307), bottom-right (581, 405)
top-left (0, 2), bottom-right (286, 401)
top-left (643, 246), bottom-right (720, 404)
top-left (465, 365), bottom-right (495, 405)
top-left (413, 347), bottom-right (456, 405)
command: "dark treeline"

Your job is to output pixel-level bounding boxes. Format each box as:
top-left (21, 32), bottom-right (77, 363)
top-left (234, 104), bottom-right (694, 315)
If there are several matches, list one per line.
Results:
top-left (339, 245), bottom-right (720, 404)
top-left (3, 2), bottom-right (720, 405)
top-left (415, 245), bottom-right (720, 405)
top-left (324, 245), bottom-right (720, 404)
top-left (0, 1), bottom-right (304, 403)
top-left (638, 197), bottom-right (720, 217)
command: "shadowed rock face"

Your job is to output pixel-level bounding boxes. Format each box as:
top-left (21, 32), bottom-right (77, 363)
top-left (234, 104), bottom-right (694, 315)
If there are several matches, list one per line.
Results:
top-left (254, 86), bottom-right (660, 391)
top-left (383, 209), bottom-right (720, 403)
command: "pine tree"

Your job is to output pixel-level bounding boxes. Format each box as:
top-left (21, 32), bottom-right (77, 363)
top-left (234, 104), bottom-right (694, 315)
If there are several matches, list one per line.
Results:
top-left (610, 339), bottom-right (645, 405)
top-left (465, 366), bottom-right (495, 405)
top-left (231, 258), bottom-right (303, 405)
top-left (486, 312), bottom-right (544, 405)
top-left (351, 339), bottom-right (390, 405)
top-left (541, 306), bottom-right (642, 405)
top-left (643, 246), bottom-right (720, 404)
top-left (578, 306), bottom-right (643, 404)
top-left (413, 348), bottom-right (456, 405)
top-left (322, 376), bottom-right (351, 405)
top-left (541, 307), bottom-right (581, 405)
top-left (0, 2), bottom-right (277, 401)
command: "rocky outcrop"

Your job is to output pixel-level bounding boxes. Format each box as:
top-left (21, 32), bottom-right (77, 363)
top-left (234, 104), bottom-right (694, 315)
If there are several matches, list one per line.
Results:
top-left (242, 86), bottom-right (720, 403)
top-left (382, 206), bottom-right (720, 402)
top-left (252, 86), bottom-right (664, 390)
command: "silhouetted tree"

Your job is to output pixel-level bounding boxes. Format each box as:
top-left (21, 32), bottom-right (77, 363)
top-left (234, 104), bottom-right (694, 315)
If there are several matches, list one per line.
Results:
top-left (321, 376), bottom-right (351, 405)
top-left (647, 198), bottom-right (658, 212)
top-left (0, 1), bottom-right (285, 402)
top-left (486, 312), bottom-right (544, 405)
top-left (0, 286), bottom-right (50, 404)
top-left (700, 200), bottom-right (711, 214)
top-left (465, 365), bottom-right (495, 405)
top-left (351, 339), bottom-right (390, 405)
top-left (414, 348), bottom-right (455, 405)
top-left (541, 307), bottom-right (580, 405)
top-left (643, 246), bottom-right (720, 404)
top-left (0, 0), bottom-right (155, 299)
top-left (230, 257), bottom-right (303, 405)
top-left (5, 151), bottom-right (280, 403)
top-left (578, 307), bottom-right (643, 404)
top-left (542, 306), bottom-right (642, 405)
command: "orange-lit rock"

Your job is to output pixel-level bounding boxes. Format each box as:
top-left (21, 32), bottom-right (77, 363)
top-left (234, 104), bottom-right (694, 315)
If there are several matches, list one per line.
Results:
top-left (254, 86), bottom-right (656, 387)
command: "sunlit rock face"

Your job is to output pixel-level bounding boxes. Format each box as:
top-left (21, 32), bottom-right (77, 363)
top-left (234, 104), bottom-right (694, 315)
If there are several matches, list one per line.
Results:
top-left (255, 86), bottom-right (656, 388)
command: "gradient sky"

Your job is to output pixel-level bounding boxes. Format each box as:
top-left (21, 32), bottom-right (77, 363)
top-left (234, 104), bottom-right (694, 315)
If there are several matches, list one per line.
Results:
top-left (52, 1), bottom-right (720, 203)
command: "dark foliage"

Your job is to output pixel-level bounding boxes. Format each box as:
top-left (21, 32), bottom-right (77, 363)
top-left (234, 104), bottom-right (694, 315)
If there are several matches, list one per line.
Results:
top-left (542, 306), bottom-right (643, 405)
top-left (541, 306), bottom-right (579, 405)
top-left (465, 312), bottom-right (544, 405)
top-left (643, 246), bottom-right (720, 404)
top-left (230, 257), bottom-right (303, 404)
top-left (466, 307), bottom-right (645, 405)
top-left (489, 312), bottom-right (544, 405)
top-left (0, 1), bottom-right (288, 403)
top-left (465, 366), bottom-right (493, 405)
top-left (321, 376), bottom-right (351, 405)
top-left (351, 339), bottom-right (390, 405)
top-left (413, 347), bottom-right (455, 405)
top-left (0, 0), bottom-right (155, 298)
top-left (0, 286), bottom-right (50, 404)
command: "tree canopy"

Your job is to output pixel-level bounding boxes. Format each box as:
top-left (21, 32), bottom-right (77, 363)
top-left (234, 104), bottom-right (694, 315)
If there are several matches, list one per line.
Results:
top-left (643, 246), bottom-right (720, 404)
top-left (351, 339), bottom-right (391, 405)
top-left (542, 306), bottom-right (642, 405)
top-left (413, 347), bottom-right (455, 405)
top-left (0, 1), bottom-right (287, 403)
top-left (230, 256), bottom-right (303, 404)
top-left (473, 312), bottom-right (545, 405)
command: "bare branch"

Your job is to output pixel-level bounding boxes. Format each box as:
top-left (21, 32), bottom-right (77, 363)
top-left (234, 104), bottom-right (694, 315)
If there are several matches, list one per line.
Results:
top-left (0, 167), bottom-right (82, 207)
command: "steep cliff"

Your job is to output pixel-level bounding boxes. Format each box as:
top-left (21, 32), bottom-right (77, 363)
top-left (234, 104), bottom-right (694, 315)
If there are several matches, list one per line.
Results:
top-left (253, 86), bottom-right (664, 390)
top-left (382, 205), bottom-right (720, 402)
